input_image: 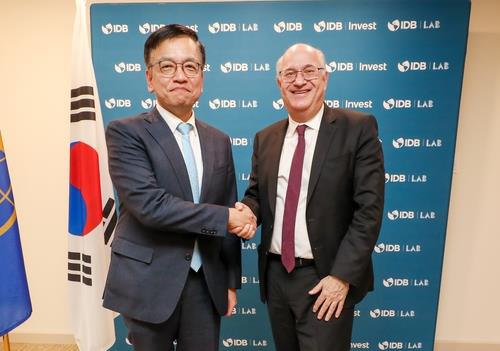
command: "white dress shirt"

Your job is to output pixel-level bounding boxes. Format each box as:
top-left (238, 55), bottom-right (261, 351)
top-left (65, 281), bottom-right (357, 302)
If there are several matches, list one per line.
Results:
top-left (156, 104), bottom-right (203, 191)
top-left (270, 105), bottom-right (324, 259)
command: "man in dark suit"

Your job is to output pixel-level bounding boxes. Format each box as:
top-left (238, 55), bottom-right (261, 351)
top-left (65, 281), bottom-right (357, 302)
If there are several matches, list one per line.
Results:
top-left (102, 24), bottom-right (256, 351)
top-left (239, 43), bottom-right (385, 351)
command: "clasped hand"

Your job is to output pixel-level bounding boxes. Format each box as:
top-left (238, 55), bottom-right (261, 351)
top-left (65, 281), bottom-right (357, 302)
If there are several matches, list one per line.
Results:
top-left (227, 202), bottom-right (257, 240)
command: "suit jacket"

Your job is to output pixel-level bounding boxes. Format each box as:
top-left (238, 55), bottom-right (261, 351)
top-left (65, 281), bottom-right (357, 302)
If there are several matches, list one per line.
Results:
top-left (242, 106), bottom-right (384, 306)
top-left (102, 108), bottom-right (241, 323)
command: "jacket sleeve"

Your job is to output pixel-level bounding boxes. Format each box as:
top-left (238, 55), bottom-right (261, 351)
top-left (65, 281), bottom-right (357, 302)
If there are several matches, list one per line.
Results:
top-left (330, 115), bottom-right (385, 287)
top-left (106, 119), bottom-right (229, 238)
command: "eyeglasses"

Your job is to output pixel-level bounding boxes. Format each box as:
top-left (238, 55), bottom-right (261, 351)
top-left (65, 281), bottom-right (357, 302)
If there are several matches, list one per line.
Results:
top-left (148, 59), bottom-right (202, 78)
top-left (279, 65), bottom-right (325, 83)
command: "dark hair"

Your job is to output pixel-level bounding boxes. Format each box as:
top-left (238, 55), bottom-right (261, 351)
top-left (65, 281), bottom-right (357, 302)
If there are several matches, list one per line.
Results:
top-left (144, 24), bottom-right (206, 67)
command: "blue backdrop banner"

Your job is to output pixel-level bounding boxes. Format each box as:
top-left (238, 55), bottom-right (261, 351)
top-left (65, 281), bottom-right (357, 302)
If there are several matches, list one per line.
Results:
top-left (90, 1), bottom-right (470, 350)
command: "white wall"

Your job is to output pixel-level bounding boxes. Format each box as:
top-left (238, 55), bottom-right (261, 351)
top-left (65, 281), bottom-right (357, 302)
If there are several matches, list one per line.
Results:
top-left (0, 0), bottom-right (498, 346)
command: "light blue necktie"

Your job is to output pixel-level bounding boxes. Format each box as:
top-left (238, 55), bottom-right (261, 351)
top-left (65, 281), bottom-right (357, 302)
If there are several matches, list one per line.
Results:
top-left (177, 123), bottom-right (202, 271)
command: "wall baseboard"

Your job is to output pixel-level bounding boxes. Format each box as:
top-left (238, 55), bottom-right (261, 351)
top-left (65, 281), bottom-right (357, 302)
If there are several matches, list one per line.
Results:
top-left (7, 333), bottom-right (75, 344)
top-left (435, 341), bottom-right (500, 351)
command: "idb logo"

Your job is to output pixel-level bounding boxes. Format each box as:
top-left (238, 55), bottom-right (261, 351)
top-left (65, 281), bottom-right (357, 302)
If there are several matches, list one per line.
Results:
top-left (141, 98), bottom-right (156, 109)
top-left (138, 23), bottom-right (165, 34)
top-left (104, 98), bottom-right (131, 109)
top-left (313, 20), bottom-right (343, 32)
top-left (222, 338), bottom-right (248, 347)
top-left (230, 137), bottom-right (248, 146)
top-left (208, 22), bottom-right (236, 34)
top-left (326, 61), bottom-right (354, 73)
top-left (383, 98), bottom-right (411, 110)
top-left (378, 341), bottom-right (404, 350)
top-left (398, 60), bottom-right (427, 72)
top-left (101, 23), bottom-right (128, 34)
top-left (274, 21), bottom-right (302, 33)
top-left (370, 309), bottom-right (396, 318)
top-left (387, 210), bottom-right (414, 220)
top-left (374, 243), bottom-right (400, 253)
top-left (209, 98), bottom-right (236, 110)
top-left (387, 19), bottom-right (417, 31)
top-left (385, 173), bottom-right (406, 183)
top-left (392, 138), bottom-right (420, 148)
top-left (114, 62), bottom-right (142, 73)
top-left (220, 62), bottom-right (248, 73)
top-left (272, 98), bottom-right (284, 110)
top-left (383, 278), bottom-right (409, 287)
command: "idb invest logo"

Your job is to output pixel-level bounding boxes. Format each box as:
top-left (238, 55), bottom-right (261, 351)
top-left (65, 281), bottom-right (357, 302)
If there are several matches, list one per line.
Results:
top-left (101, 23), bottom-right (128, 34)
top-left (274, 21), bottom-right (302, 33)
top-left (104, 98), bottom-right (131, 109)
top-left (114, 62), bottom-right (142, 73)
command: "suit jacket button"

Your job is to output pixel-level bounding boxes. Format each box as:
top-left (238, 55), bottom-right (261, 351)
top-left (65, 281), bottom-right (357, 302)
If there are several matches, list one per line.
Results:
top-left (210, 230), bottom-right (216, 235)
top-left (201, 229), bottom-right (207, 234)
top-left (185, 254), bottom-right (192, 261)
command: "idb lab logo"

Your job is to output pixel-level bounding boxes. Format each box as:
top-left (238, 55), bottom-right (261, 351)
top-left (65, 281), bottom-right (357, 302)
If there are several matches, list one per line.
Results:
top-left (272, 98), bottom-right (284, 110)
top-left (101, 23), bottom-right (128, 34)
top-left (392, 137), bottom-right (443, 148)
top-left (140, 98), bottom-right (156, 109)
top-left (114, 62), bottom-right (142, 73)
top-left (387, 19), bottom-right (441, 31)
top-left (387, 209), bottom-right (436, 220)
top-left (274, 21), bottom-right (302, 33)
top-left (220, 61), bottom-right (270, 73)
top-left (104, 98), bottom-right (131, 109)
top-left (383, 277), bottom-right (430, 288)
top-left (398, 61), bottom-right (450, 72)
top-left (209, 98), bottom-right (257, 110)
top-left (314, 20), bottom-right (343, 32)
top-left (208, 22), bottom-right (258, 33)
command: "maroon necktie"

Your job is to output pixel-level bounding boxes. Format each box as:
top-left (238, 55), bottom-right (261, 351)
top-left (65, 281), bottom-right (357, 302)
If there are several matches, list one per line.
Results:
top-left (281, 124), bottom-right (307, 273)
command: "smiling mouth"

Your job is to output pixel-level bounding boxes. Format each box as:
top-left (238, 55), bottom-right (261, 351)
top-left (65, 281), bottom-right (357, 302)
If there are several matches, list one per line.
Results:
top-left (170, 87), bottom-right (191, 92)
top-left (291, 89), bottom-right (310, 95)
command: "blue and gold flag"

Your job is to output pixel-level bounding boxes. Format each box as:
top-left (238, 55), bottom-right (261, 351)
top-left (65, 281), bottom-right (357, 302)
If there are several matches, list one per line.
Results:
top-left (0, 133), bottom-right (32, 336)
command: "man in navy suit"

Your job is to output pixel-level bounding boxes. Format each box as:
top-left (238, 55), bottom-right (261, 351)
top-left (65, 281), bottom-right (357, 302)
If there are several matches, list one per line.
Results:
top-left (102, 24), bottom-right (256, 351)
top-left (239, 43), bottom-right (385, 351)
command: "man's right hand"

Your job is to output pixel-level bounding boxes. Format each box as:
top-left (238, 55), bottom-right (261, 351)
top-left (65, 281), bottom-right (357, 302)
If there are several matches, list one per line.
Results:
top-left (228, 202), bottom-right (257, 240)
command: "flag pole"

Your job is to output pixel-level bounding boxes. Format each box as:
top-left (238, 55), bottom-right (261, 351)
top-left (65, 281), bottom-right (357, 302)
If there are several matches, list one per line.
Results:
top-left (2, 334), bottom-right (11, 351)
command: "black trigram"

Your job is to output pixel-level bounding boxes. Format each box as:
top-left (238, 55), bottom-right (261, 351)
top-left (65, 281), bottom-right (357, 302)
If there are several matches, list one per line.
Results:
top-left (103, 197), bottom-right (117, 245)
top-left (68, 251), bottom-right (92, 286)
top-left (70, 86), bottom-right (96, 122)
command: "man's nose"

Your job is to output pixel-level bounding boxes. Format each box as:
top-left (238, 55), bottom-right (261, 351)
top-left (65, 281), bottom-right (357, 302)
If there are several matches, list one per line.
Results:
top-left (173, 65), bottom-right (188, 81)
top-left (293, 71), bottom-right (307, 85)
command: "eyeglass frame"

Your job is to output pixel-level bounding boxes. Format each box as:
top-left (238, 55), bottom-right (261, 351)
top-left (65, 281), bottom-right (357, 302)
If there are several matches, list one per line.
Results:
top-left (278, 65), bottom-right (326, 83)
top-left (147, 59), bottom-right (203, 78)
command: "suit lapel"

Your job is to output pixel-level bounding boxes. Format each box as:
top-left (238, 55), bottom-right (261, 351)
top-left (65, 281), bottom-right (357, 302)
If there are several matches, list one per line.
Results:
top-left (196, 120), bottom-right (213, 203)
top-left (143, 108), bottom-right (193, 201)
top-left (267, 120), bottom-right (288, 217)
top-left (307, 107), bottom-right (338, 205)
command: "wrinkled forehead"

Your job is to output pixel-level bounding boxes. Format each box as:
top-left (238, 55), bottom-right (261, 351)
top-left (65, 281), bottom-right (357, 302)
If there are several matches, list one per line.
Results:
top-left (279, 46), bottom-right (325, 71)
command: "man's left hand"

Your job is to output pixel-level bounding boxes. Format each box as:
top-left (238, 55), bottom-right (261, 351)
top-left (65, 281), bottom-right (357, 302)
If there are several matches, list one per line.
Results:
top-left (308, 276), bottom-right (349, 321)
top-left (225, 288), bottom-right (237, 317)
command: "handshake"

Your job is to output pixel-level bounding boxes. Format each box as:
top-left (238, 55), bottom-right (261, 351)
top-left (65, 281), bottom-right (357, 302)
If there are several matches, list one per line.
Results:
top-left (227, 202), bottom-right (257, 240)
